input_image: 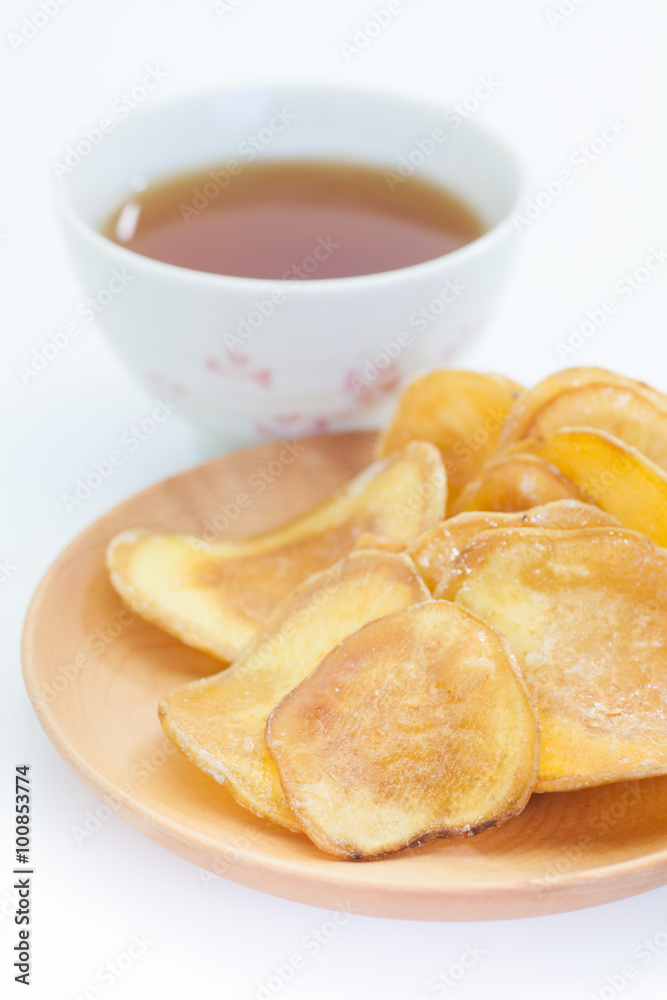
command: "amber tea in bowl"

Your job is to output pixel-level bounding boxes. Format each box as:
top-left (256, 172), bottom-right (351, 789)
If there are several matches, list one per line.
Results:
top-left (103, 159), bottom-right (486, 280)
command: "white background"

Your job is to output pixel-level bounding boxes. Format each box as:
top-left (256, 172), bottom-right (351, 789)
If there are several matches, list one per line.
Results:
top-left (2, 0), bottom-right (667, 997)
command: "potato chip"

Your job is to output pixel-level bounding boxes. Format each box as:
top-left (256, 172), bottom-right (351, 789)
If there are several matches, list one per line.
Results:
top-left (450, 451), bottom-right (589, 515)
top-left (497, 367), bottom-right (667, 470)
top-left (409, 500), bottom-right (621, 591)
top-left (107, 441), bottom-right (444, 662)
top-left (376, 370), bottom-right (521, 511)
top-left (438, 526), bottom-right (667, 791)
top-left (351, 532), bottom-right (406, 553)
top-left (158, 550), bottom-right (430, 829)
top-left (511, 428), bottom-right (667, 546)
top-left (266, 600), bottom-right (540, 859)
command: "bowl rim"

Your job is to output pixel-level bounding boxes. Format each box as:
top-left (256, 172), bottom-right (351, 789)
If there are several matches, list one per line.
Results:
top-left (53, 81), bottom-right (524, 293)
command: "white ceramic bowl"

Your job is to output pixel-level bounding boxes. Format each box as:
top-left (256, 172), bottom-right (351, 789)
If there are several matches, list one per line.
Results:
top-left (56, 85), bottom-right (521, 443)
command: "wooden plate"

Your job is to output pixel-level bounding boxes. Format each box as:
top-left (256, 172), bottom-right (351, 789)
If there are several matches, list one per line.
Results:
top-left (22, 431), bottom-right (667, 920)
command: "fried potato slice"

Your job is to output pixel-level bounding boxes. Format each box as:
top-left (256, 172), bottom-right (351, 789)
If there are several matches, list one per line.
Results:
top-left (376, 370), bottom-right (521, 511)
top-left (351, 532), bottom-right (406, 553)
top-left (497, 367), bottom-right (667, 470)
top-left (438, 527), bottom-right (667, 791)
top-left (450, 451), bottom-right (590, 514)
top-left (511, 428), bottom-right (667, 546)
top-left (266, 600), bottom-right (540, 859)
top-left (107, 441), bottom-right (444, 662)
top-left (409, 500), bottom-right (621, 591)
top-left (158, 550), bottom-right (430, 829)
